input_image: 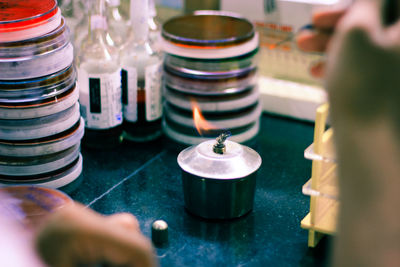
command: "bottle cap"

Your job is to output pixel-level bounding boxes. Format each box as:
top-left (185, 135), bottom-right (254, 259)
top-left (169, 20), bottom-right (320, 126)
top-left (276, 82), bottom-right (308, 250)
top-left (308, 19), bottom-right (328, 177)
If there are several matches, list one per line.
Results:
top-left (151, 220), bottom-right (168, 246)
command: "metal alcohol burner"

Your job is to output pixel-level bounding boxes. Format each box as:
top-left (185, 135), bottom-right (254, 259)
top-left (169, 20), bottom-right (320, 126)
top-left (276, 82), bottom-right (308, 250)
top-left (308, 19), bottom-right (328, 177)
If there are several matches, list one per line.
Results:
top-left (177, 133), bottom-right (262, 219)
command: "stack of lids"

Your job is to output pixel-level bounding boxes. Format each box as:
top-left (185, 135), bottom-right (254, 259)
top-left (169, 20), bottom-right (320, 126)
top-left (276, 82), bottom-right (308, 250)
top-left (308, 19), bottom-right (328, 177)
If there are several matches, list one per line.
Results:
top-left (0, 0), bottom-right (83, 189)
top-left (161, 13), bottom-right (261, 145)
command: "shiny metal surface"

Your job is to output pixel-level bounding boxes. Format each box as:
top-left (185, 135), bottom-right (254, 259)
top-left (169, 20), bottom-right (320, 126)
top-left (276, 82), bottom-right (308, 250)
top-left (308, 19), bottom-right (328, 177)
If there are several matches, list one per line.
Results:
top-left (178, 138), bottom-right (261, 219)
top-left (152, 220), bottom-right (169, 245)
top-left (182, 171), bottom-right (257, 219)
top-left (178, 139), bottom-right (261, 179)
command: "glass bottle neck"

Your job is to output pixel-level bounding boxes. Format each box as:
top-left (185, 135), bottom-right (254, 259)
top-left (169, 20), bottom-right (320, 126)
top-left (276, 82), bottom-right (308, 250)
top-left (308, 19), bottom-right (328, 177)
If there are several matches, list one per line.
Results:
top-left (94, 0), bottom-right (106, 16)
top-left (88, 0), bottom-right (108, 41)
top-left (88, 16), bottom-right (108, 40)
top-left (106, 0), bottom-right (123, 21)
top-left (107, 7), bottom-right (122, 21)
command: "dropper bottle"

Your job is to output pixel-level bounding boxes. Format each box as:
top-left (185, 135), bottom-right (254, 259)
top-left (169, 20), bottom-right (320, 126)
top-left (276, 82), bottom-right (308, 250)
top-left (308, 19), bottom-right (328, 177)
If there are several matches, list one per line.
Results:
top-left (120, 0), bottom-right (163, 142)
top-left (77, 0), bottom-right (123, 148)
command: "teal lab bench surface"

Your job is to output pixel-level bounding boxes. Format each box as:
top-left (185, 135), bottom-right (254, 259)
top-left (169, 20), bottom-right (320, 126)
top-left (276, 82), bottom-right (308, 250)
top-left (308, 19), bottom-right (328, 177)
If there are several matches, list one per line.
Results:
top-left (67, 113), bottom-right (332, 267)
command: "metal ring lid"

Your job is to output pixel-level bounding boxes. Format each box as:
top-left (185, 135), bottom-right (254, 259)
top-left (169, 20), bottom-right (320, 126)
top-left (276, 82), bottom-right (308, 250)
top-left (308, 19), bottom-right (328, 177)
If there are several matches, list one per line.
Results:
top-left (162, 14), bottom-right (254, 48)
top-left (178, 134), bottom-right (261, 179)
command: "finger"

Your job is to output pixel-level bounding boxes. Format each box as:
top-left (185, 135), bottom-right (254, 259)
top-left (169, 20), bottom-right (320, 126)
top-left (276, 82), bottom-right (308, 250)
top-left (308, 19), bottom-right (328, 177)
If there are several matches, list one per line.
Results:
top-left (384, 19), bottom-right (400, 49)
top-left (382, 0), bottom-right (400, 47)
top-left (334, 1), bottom-right (382, 41)
top-left (312, 9), bottom-right (347, 29)
top-left (36, 204), bottom-right (156, 267)
top-left (382, 0), bottom-right (400, 26)
top-left (107, 213), bottom-right (140, 232)
top-left (296, 30), bottom-right (331, 52)
top-left (325, 1), bottom-right (387, 111)
top-left (310, 61), bottom-right (325, 78)
top-left (99, 230), bottom-right (156, 267)
top-left (337, 1), bottom-right (400, 50)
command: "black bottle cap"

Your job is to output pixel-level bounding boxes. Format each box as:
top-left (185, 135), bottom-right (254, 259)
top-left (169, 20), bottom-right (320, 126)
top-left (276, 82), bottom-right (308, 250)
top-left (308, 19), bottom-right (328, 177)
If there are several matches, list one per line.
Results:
top-left (151, 220), bottom-right (168, 246)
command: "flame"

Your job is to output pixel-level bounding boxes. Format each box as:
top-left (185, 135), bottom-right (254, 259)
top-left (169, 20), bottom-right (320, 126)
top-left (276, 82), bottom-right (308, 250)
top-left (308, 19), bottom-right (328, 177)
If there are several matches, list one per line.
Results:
top-left (192, 102), bottom-right (217, 136)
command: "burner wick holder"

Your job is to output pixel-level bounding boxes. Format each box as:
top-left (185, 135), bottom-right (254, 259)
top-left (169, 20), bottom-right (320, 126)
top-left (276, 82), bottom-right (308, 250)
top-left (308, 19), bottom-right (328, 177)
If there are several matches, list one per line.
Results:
top-left (213, 132), bottom-right (230, 154)
top-left (177, 133), bottom-right (262, 219)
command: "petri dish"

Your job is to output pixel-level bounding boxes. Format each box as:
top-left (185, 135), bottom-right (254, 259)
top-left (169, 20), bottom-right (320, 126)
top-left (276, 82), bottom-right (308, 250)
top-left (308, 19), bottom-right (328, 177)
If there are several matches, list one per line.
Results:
top-left (0, 0), bottom-right (60, 42)
top-left (164, 85), bottom-right (260, 112)
top-left (0, 154), bottom-right (80, 182)
top-left (0, 185), bottom-right (72, 229)
top-left (163, 117), bottom-right (259, 145)
top-left (0, 18), bottom-right (69, 58)
top-left (162, 14), bottom-right (254, 47)
top-left (0, 103), bottom-right (81, 141)
top-left (164, 67), bottom-right (257, 95)
top-left (164, 49), bottom-right (258, 73)
top-left (164, 101), bottom-right (262, 129)
top-left (0, 42), bottom-right (73, 80)
top-left (0, 64), bottom-right (76, 103)
top-left (0, 153), bottom-right (83, 189)
top-left (0, 0), bottom-right (57, 25)
top-left (0, 144), bottom-right (80, 176)
top-left (0, 83), bottom-right (79, 119)
top-left (0, 117), bottom-right (84, 157)
top-left (161, 15), bottom-right (258, 59)
top-left (0, 18), bottom-right (72, 80)
top-left (164, 61), bottom-right (257, 80)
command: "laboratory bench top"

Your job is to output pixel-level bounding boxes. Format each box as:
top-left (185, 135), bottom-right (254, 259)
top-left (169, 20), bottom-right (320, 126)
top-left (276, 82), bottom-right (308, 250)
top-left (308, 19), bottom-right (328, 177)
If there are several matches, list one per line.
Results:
top-left (66, 113), bottom-right (332, 267)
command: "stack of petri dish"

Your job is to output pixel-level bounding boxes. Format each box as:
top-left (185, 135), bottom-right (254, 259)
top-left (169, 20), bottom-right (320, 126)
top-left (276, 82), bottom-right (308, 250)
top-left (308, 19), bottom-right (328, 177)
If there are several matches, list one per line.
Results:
top-left (0, 0), bottom-right (83, 189)
top-left (161, 13), bottom-right (261, 145)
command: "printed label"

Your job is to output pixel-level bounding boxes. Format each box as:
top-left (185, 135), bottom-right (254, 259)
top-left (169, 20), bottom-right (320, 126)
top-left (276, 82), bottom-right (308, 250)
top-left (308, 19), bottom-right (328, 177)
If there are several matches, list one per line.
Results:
top-left (78, 68), bottom-right (122, 129)
top-left (121, 62), bottom-right (162, 122)
top-left (121, 69), bottom-right (128, 105)
top-left (89, 78), bottom-right (101, 113)
top-left (121, 67), bottom-right (138, 122)
top-left (145, 62), bottom-right (162, 121)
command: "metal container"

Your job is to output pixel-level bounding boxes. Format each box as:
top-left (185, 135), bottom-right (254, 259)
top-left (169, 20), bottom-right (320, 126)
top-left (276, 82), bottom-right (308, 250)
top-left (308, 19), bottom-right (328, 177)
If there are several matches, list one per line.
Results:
top-left (177, 133), bottom-right (262, 219)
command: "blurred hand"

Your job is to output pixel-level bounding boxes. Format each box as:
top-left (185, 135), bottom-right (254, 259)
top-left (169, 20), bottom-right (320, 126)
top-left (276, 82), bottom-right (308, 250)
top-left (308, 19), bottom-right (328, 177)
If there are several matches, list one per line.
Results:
top-left (298, 1), bottom-right (400, 266)
top-left (296, 9), bottom-right (346, 77)
top-left (35, 203), bottom-right (156, 267)
top-left (297, 0), bottom-right (400, 158)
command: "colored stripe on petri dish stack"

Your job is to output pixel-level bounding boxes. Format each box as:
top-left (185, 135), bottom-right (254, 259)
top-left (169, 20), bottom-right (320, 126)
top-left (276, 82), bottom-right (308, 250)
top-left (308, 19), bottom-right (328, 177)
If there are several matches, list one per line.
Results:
top-left (0, 0), bottom-right (83, 189)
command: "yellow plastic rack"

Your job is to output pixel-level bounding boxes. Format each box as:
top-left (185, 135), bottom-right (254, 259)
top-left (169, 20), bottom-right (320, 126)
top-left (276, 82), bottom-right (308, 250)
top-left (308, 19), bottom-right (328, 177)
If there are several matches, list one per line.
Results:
top-left (301, 103), bottom-right (339, 247)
